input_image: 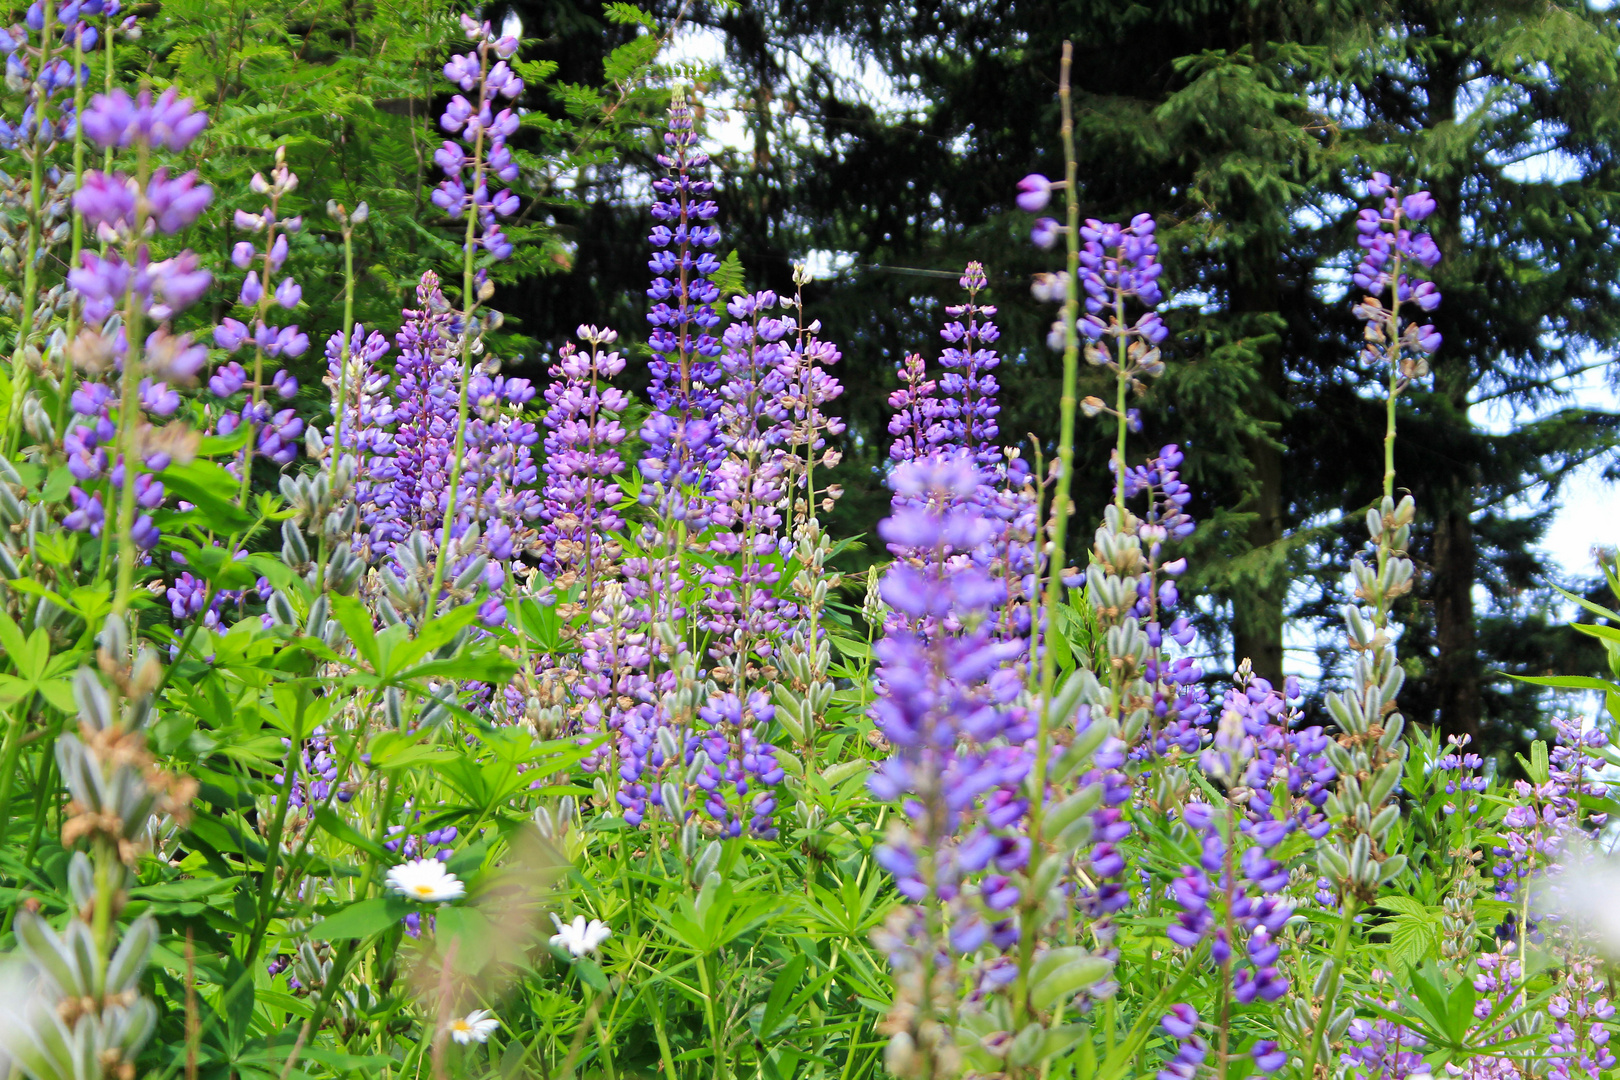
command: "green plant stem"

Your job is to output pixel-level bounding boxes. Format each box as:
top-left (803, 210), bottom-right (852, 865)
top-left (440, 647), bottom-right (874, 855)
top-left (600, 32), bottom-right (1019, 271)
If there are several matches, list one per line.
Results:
top-left (109, 145), bottom-right (151, 619)
top-left (331, 219), bottom-right (356, 465)
top-left (554, 991), bottom-right (608, 1080)
top-left (426, 70), bottom-right (489, 610)
top-left (278, 773), bottom-right (399, 1080)
top-left (696, 952), bottom-right (729, 1080)
top-left (0, 699), bottom-right (30, 849)
top-left (2, 0), bottom-right (58, 460)
top-left (1017, 40), bottom-right (1081, 1033)
top-left (53, 27), bottom-right (88, 443)
top-left (1298, 898), bottom-right (1359, 1080)
top-left (91, 835), bottom-right (117, 954)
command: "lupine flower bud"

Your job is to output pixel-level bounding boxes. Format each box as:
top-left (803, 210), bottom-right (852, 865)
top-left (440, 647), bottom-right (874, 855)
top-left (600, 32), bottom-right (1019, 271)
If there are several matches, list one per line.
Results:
top-left (1016, 173), bottom-right (1052, 212)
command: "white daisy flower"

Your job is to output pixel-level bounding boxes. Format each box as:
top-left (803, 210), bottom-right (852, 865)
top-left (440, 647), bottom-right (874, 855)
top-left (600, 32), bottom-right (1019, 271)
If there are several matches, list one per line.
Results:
top-left (448, 1008), bottom-right (498, 1045)
top-left (386, 858), bottom-right (465, 903)
top-left (549, 912), bottom-right (611, 957)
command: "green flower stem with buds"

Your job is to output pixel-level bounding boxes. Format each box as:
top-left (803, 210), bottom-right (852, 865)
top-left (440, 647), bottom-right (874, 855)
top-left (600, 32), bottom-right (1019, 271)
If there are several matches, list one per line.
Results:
top-left (237, 164), bottom-right (290, 509)
top-left (426, 84), bottom-right (489, 610)
top-left (109, 143), bottom-right (151, 619)
top-left (1015, 38), bottom-right (1081, 1036)
top-left (52, 22), bottom-right (88, 443)
top-left (1, 0), bottom-right (57, 461)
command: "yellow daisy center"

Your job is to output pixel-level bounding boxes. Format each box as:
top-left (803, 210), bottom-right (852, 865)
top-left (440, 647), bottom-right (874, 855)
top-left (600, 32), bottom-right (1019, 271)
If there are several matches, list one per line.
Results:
top-left (414, 883), bottom-right (436, 896)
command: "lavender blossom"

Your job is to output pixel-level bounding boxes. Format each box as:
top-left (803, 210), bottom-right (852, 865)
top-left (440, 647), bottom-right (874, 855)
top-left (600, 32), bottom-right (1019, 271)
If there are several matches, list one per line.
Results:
top-left (539, 325), bottom-right (628, 592)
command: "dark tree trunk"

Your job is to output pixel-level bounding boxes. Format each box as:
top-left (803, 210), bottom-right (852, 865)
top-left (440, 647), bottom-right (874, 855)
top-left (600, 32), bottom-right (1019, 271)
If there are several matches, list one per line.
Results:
top-left (1432, 492), bottom-right (1482, 740)
top-left (1232, 342), bottom-right (1286, 687)
top-left (1424, 19), bottom-right (1482, 741)
top-left (1229, 216), bottom-right (1287, 688)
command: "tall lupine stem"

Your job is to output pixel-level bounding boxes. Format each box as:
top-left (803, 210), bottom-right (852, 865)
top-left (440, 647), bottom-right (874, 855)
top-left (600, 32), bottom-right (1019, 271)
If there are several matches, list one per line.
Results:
top-left (1294, 173), bottom-right (1442, 1080)
top-left (1113, 284), bottom-right (1129, 510)
top-left (64, 86), bottom-right (212, 606)
top-left (1, 0), bottom-right (55, 461)
top-left (429, 120), bottom-right (485, 608)
top-left (107, 141), bottom-right (148, 617)
top-left (327, 199), bottom-right (367, 467)
top-left (52, 13), bottom-right (86, 442)
top-left (1016, 39), bottom-right (1082, 1035)
top-left (425, 16), bottom-right (521, 610)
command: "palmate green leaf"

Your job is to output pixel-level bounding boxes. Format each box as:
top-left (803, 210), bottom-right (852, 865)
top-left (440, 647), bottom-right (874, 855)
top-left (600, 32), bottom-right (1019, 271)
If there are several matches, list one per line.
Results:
top-left (312, 807), bottom-right (393, 862)
top-left (758, 954), bottom-right (809, 1040)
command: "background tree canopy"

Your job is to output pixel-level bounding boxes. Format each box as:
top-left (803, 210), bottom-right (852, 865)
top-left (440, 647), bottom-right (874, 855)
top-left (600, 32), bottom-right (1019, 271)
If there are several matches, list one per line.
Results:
top-left (137, 0), bottom-right (1619, 760)
top-left (508, 0), bottom-right (1620, 760)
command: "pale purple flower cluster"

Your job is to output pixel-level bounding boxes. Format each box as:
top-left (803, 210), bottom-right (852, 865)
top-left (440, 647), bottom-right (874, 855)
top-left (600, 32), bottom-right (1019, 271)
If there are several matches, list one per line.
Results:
top-left (538, 326), bottom-right (628, 585)
top-left (1352, 173), bottom-right (1443, 360)
top-left (1165, 795), bottom-right (1294, 1005)
top-left (0, 1), bottom-right (118, 148)
top-left (1079, 215), bottom-right (1166, 346)
top-left (213, 152), bottom-right (307, 467)
top-left (691, 689), bottom-right (786, 838)
top-left (270, 728), bottom-right (352, 814)
top-left (776, 319), bottom-right (846, 515)
top-left (68, 92), bottom-right (213, 324)
top-left (868, 456), bottom-right (1034, 953)
top-left (703, 292), bottom-right (793, 662)
top-left (166, 550), bottom-right (268, 630)
top-left (324, 324), bottom-right (396, 558)
top-left (1546, 956), bottom-right (1616, 1080)
top-left (1117, 445), bottom-right (1208, 755)
top-left (1438, 733), bottom-right (1487, 815)
top-left (1491, 720), bottom-right (1608, 902)
top-left (937, 263), bottom-right (1002, 473)
top-left (1339, 1013), bottom-right (1427, 1080)
top-left (887, 351), bottom-right (946, 469)
top-left (59, 89), bottom-right (215, 553)
top-left (435, 16), bottom-right (522, 261)
top-left (354, 273), bottom-right (538, 624)
top-left (1068, 724), bottom-right (1134, 925)
top-left (1158, 1004), bottom-right (1287, 1080)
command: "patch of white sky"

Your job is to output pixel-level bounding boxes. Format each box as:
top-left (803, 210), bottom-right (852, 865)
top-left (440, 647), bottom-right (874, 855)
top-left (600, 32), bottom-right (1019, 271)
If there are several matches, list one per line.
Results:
top-left (661, 24), bottom-right (921, 279)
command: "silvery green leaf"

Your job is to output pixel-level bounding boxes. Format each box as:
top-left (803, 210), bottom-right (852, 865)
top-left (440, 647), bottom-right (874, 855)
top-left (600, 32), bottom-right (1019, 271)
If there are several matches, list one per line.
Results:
top-left (1045, 785), bottom-right (1102, 837)
top-left (1007, 1023), bottom-right (1045, 1068)
top-left (14, 911), bottom-right (79, 997)
top-left (1030, 955), bottom-right (1112, 1011)
top-left (105, 915), bottom-right (155, 993)
top-left (452, 556), bottom-right (489, 591)
top-left (72, 670), bottom-right (111, 733)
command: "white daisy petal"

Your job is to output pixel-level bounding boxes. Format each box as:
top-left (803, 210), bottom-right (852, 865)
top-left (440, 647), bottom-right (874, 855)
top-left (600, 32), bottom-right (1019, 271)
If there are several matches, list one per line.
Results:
top-left (385, 858), bottom-right (465, 903)
top-left (548, 912), bottom-right (612, 957)
top-left (448, 1008), bottom-right (498, 1044)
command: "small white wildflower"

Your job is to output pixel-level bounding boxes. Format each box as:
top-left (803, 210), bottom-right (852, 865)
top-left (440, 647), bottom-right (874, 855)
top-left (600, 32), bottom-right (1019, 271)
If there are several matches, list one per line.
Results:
top-left (385, 858), bottom-right (465, 903)
top-left (549, 912), bottom-right (611, 957)
top-left (448, 1009), bottom-right (498, 1045)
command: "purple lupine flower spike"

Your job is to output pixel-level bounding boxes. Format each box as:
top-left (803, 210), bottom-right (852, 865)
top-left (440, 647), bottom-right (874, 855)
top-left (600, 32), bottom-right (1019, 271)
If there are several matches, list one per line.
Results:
top-left (639, 86), bottom-right (725, 525)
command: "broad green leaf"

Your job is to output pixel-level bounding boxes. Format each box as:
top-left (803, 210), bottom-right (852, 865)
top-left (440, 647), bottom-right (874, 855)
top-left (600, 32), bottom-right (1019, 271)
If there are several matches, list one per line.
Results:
top-left (312, 807), bottom-right (393, 861)
top-left (309, 895), bottom-right (412, 940)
